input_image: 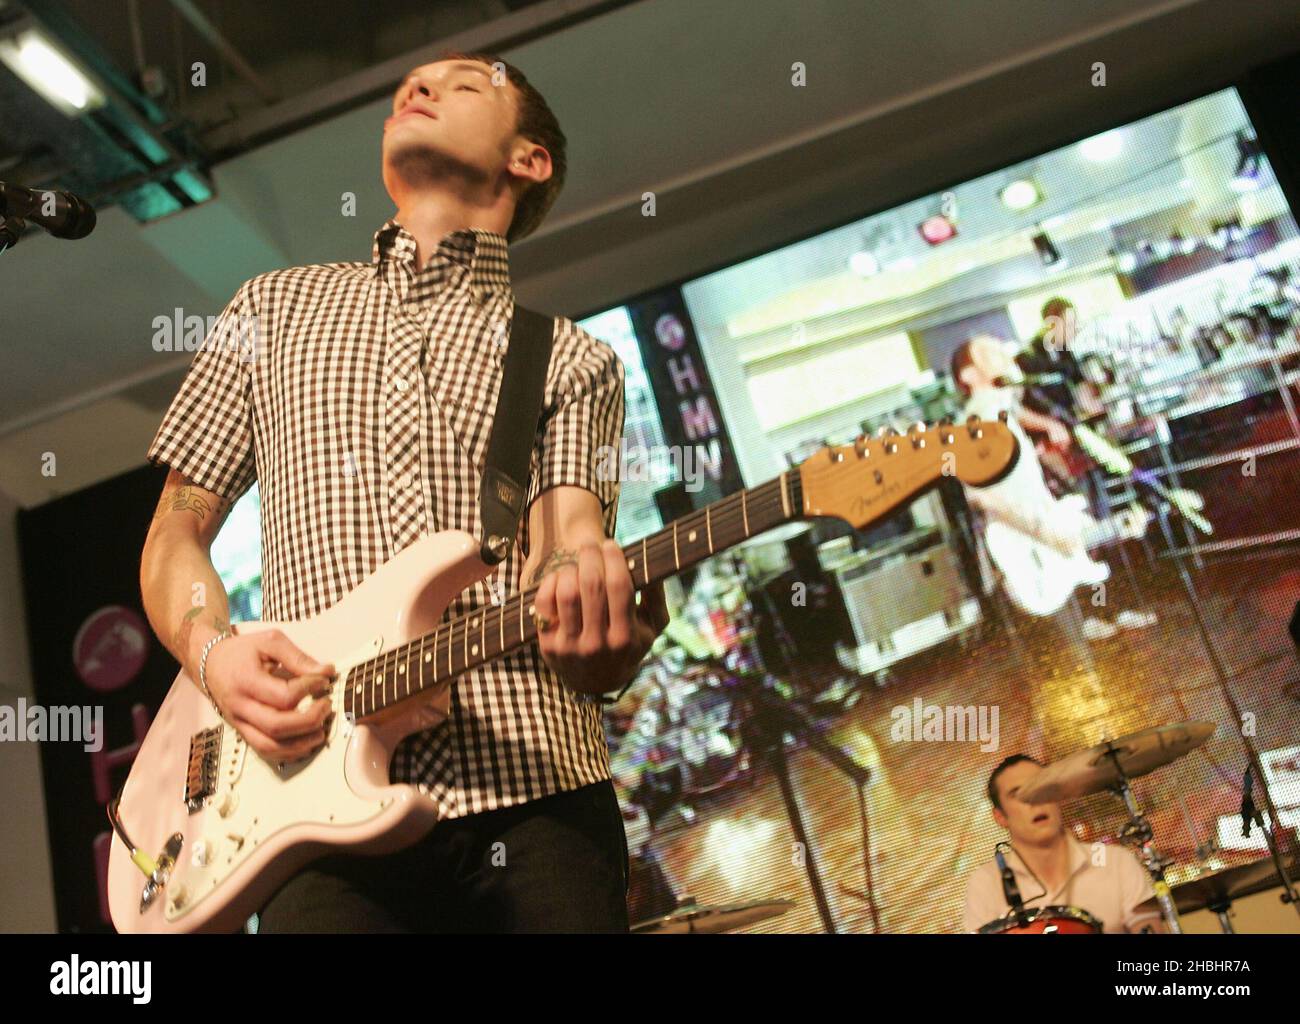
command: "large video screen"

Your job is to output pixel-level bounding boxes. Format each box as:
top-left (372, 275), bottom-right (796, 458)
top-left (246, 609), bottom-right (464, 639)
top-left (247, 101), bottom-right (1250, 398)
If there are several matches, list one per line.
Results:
top-left (213, 85), bottom-right (1300, 933)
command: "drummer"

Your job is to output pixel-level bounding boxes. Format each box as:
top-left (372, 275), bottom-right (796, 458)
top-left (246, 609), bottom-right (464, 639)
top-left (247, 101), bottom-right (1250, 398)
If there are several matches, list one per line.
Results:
top-left (962, 754), bottom-right (1164, 933)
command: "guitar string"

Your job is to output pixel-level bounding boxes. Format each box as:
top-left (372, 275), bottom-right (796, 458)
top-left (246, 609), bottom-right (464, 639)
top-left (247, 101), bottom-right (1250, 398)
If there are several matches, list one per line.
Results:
top-left (347, 430), bottom-right (974, 718)
top-left (335, 423), bottom-right (996, 719)
top-left (344, 426), bottom-right (983, 717)
top-left (341, 474), bottom-right (794, 718)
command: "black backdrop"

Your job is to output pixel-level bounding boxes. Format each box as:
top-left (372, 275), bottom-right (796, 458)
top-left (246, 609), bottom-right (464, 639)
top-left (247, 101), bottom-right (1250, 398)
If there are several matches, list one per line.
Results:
top-left (17, 463), bottom-right (177, 933)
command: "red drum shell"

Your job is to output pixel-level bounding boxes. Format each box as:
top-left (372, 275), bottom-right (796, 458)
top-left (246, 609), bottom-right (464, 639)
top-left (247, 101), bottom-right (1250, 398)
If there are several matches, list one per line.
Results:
top-left (978, 905), bottom-right (1103, 934)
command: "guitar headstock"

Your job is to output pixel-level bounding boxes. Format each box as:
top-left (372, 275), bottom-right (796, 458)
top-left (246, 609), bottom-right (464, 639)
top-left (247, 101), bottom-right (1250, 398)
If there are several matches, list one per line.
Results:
top-left (795, 416), bottom-right (1019, 530)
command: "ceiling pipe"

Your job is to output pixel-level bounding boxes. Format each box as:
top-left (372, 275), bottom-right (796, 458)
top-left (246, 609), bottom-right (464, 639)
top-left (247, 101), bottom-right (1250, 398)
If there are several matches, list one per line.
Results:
top-left (164, 0), bottom-right (278, 105)
top-left (201, 0), bottom-right (635, 157)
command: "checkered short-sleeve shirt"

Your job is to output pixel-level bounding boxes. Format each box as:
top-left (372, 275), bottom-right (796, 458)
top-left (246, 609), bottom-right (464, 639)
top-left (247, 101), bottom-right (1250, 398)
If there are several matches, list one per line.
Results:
top-left (147, 220), bottom-right (625, 818)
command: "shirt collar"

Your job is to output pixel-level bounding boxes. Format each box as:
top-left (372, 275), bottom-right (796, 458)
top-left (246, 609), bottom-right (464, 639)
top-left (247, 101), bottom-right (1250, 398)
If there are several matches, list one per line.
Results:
top-left (1007, 835), bottom-right (1092, 895)
top-left (371, 219), bottom-right (513, 302)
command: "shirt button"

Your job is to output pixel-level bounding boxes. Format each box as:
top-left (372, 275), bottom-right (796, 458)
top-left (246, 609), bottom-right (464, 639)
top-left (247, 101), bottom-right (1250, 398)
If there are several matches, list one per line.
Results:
top-left (396, 471), bottom-right (414, 489)
top-left (393, 377), bottom-right (409, 393)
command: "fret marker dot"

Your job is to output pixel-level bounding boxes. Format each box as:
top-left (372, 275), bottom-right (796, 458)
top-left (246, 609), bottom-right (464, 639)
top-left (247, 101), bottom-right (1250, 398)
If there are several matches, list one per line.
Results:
top-left (528, 604), bottom-right (535, 615)
top-left (471, 644), bottom-right (479, 656)
top-left (627, 557), bottom-right (635, 571)
top-left (398, 664), bottom-right (405, 674)
top-left (688, 530), bottom-right (697, 543)
top-left (424, 653), bottom-right (431, 662)
top-left (472, 618), bottom-right (479, 628)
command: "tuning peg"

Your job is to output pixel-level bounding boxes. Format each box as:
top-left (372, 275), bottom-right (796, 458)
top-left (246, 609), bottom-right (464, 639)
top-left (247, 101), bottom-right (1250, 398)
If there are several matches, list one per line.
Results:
top-left (965, 414), bottom-right (984, 440)
top-left (828, 447), bottom-right (845, 463)
top-left (853, 435), bottom-right (870, 458)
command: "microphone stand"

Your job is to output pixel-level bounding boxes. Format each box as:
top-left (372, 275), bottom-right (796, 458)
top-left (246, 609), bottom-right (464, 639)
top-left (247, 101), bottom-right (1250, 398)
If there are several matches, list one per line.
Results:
top-left (719, 555), bottom-right (881, 934)
top-left (733, 674), bottom-right (879, 934)
top-left (1153, 502), bottom-right (1300, 921)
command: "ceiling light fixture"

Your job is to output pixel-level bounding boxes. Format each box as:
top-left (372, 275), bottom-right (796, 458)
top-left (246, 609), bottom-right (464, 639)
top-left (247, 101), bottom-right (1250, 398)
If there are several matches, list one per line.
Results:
top-left (1079, 130), bottom-right (1123, 162)
top-left (1000, 179), bottom-right (1041, 211)
top-left (0, 25), bottom-right (106, 117)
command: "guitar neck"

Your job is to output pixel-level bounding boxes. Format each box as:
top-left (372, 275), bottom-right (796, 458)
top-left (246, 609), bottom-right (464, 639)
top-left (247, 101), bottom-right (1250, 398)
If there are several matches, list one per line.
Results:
top-left (347, 471), bottom-right (803, 721)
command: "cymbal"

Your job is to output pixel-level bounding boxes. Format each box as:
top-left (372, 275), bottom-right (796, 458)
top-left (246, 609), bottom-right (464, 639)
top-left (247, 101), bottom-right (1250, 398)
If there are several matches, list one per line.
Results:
top-left (1019, 721), bottom-right (1217, 804)
top-left (630, 897), bottom-right (795, 934)
top-left (1135, 856), bottom-right (1297, 916)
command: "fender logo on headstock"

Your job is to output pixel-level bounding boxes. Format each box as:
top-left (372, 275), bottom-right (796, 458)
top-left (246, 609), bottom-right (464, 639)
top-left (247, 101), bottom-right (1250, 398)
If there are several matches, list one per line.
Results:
top-left (850, 480), bottom-right (902, 518)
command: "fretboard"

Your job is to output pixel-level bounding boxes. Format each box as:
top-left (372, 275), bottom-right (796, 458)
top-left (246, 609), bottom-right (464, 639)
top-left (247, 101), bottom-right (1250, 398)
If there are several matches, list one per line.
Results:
top-left (345, 470), bottom-right (802, 722)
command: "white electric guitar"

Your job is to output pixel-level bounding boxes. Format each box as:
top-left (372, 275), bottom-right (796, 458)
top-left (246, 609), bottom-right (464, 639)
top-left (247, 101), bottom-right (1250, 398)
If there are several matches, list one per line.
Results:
top-left (107, 418), bottom-right (1017, 933)
top-left (984, 494), bottom-right (1152, 616)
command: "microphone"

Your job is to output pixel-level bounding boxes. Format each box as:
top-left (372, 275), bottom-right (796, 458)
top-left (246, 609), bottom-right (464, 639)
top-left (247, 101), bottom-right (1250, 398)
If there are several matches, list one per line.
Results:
top-left (0, 182), bottom-right (97, 240)
top-left (992, 372), bottom-right (1066, 388)
top-left (995, 842), bottom-right (1028, 924)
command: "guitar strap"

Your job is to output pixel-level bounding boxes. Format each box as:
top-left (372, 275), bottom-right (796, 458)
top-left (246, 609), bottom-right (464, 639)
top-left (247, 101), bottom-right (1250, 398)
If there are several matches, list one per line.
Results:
top-left (477, 303), bottom-right (556, 565)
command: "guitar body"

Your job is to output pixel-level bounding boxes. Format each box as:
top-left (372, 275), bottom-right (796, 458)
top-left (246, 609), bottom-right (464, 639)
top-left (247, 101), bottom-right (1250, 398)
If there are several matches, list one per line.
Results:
top-left (984, 518), bottom-right (1110, 616)
top-left (107, 530), bottom-right (493, 934)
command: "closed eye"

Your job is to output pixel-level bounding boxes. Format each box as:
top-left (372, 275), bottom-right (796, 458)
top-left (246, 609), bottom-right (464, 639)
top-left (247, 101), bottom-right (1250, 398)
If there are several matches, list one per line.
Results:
top-left (457, 85), bottom-right (480, 92)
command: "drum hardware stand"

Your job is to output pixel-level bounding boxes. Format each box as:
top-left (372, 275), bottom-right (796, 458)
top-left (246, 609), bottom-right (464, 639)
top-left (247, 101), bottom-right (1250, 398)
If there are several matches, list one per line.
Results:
top-left (703, 555), bottom-right (883, 934)
top-left (734, 676), bottom-right (880, 934)
top-left (1102, 749), bottom-right (1183, 934)
top-left (1154, 502), bottom-right (1300, 920)
top-left (1203, 894), bottom-right (1237, 935)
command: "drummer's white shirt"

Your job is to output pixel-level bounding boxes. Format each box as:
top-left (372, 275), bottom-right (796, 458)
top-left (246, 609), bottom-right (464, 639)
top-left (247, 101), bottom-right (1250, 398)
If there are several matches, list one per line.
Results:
top-left (962, 835), bottom-right (1160, 933)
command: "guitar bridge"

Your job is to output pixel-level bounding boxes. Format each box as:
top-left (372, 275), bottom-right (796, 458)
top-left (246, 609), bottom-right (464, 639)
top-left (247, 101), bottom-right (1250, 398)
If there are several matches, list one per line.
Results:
top-left (184, 726), bottom-right (222, 811)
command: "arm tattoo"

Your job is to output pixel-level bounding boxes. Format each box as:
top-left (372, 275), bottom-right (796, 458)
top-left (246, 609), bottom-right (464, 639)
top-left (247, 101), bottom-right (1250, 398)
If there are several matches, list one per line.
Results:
top-left (528, 547), bottom-right (579, 586)
top-left (173, 605), bottom-right (205, 660)
top-left (154, 485), bottom-right (228, 523)
top-left (173, 606), bottom-right (228, 661)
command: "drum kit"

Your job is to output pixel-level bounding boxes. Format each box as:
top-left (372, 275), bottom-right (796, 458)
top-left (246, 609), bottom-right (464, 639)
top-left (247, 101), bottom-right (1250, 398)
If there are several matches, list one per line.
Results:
top-left (980, 720), bottom-right (1299, 935)
top-left (625, 717), bottom-right (1297, 933)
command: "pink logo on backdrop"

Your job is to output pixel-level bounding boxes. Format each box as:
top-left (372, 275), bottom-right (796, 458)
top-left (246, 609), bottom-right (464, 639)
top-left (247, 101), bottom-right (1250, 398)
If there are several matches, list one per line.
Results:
top-left (72, 605), bottom-right (149, 692)
top-left (654, 313), bottom-right (686, 351)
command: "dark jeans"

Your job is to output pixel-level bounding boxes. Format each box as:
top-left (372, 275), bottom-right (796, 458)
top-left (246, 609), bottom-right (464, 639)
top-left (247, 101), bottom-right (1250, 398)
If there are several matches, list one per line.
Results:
top-left (256, 780), bottom-right (630, 933)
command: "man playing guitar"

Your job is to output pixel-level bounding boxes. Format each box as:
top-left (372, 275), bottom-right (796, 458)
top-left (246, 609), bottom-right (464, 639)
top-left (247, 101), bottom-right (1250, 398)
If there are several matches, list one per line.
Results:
top-left (140, 50), bottom-right (668, 932)
top-left (950, 335), bottom-right (1156, 635)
